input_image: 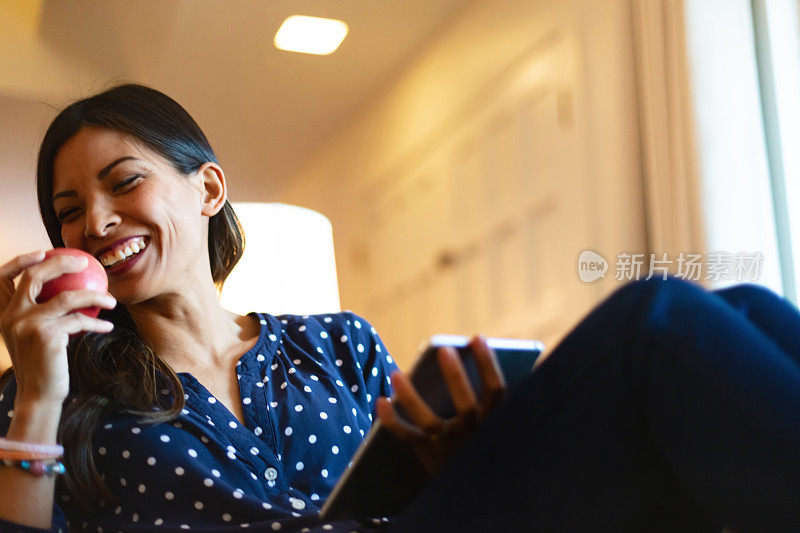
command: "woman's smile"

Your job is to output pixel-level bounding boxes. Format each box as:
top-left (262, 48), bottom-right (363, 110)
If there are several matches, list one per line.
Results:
top-left (95, 235), bottom-right (149, 267)
top-left (103, 237), bottom-right (149, 276)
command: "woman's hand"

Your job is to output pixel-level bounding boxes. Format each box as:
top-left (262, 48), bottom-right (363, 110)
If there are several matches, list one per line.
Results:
top-left (0, 250), bottom-right (117, 405)
top-left (376, 335), bottom-right (507, 478)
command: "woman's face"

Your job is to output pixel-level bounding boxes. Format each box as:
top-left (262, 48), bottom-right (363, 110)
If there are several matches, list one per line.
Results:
top-left (51, 126), bottom-right (220, 304)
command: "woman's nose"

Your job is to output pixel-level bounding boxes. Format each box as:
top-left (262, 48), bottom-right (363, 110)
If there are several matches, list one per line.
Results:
top-left (83, 202), bottom-right (121, 238)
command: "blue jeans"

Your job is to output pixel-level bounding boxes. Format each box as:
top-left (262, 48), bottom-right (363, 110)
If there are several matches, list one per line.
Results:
top-left (386, 277), bottom-right (800, 532)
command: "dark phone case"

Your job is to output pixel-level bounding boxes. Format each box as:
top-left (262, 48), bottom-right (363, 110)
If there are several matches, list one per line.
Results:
top-left (319, 338), bottom-right (542, 520)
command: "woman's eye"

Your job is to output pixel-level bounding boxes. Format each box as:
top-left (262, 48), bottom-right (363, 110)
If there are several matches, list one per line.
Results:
top-left (57, 209), bottom-right (78, 222)
top-left (56, 175), bottom-right (141, 221)
top-left (114, 175), bottom-right (141, 191)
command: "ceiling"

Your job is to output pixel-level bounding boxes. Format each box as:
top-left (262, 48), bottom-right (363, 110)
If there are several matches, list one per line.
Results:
top-left (8, 0), bottom-right (476, 198)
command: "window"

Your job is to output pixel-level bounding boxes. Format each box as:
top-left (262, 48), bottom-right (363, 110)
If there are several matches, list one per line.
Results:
top-left (685, 0), bottom-right (800, 302)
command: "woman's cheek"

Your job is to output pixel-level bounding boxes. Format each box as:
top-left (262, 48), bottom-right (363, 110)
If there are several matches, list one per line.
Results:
top-left (61, 225), bottom-right (82, 248)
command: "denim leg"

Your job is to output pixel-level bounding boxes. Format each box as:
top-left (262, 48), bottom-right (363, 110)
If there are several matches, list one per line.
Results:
top-left (387, 277), bottom-right (800, 533)
top-left (712, 283), bottom-right (800, 364)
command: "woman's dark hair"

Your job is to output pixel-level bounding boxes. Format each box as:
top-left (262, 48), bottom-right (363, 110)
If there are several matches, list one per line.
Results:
top-left (26, 81), bottom-right (244, 508)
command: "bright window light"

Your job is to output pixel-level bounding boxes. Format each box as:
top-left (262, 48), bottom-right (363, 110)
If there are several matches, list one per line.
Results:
top-left (274, 15), bottom-right (348, 55)
top-left (684, 0), bottom-right (784, 295)
top-left (758, 0), bottom-right (800, 303)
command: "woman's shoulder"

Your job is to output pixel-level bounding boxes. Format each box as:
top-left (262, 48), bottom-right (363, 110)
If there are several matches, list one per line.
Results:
top-left (270, 310), bottom-right (353, 325)
top-left (0, 368), bottom-right (15, 397)
top-left (267, 310), bottom-right (377, 331)
top-left (266, 310), bottom-right (384, 348)
top-left (0, 370), bottom-right (16, 436)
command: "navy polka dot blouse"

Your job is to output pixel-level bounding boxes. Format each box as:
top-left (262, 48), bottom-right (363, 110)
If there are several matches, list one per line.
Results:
top-left (0, 311), bottom-right (401, 532)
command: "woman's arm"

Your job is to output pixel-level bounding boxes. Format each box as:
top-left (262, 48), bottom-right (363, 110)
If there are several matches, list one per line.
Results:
top-left (0, 394), bottom-right (63, 529)
top-left (0, 251), bottom-right (115, 530)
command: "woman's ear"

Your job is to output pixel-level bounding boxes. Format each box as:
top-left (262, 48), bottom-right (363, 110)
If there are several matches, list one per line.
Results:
top-left (196, 163), bottom-right (227, 217)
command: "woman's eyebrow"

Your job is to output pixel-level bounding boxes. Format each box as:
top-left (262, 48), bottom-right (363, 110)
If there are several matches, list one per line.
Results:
top-left (52, 156), bottom-right (142, 203)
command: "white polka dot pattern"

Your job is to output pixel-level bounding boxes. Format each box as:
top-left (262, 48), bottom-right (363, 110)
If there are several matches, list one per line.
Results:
top-left (0, 311), bottom-right (399, 532)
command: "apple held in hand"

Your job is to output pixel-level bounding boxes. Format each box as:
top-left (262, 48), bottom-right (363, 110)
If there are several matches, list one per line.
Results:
top-left (36, 248), bottom-right (109, 319)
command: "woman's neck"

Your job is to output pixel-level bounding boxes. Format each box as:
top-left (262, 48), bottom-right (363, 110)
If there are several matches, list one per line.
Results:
top-left (126, 285), bottom-right (259, 375)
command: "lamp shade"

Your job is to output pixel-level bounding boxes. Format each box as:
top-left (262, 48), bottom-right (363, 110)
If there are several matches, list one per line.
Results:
top-left (219, 202), bottom-right (341, 315)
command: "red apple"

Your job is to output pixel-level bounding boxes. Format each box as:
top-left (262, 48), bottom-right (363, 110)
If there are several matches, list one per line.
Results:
top-left (36, 248), bottom-right (109, 320)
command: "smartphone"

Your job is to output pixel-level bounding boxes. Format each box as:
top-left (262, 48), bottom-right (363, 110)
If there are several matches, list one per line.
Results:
top-left (319, 334), bottom-right (544, 520)
top-left (397, 334), bottom-right (545, 420)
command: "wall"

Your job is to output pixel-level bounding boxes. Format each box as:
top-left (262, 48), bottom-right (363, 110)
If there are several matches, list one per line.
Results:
top-left (0, 0), bottom-right (649, 372)
top-left (0, 0), bottom-right (100, 101)
top-left (0, 96), bottom-right (61, 369)
top-left (276, 0), bottom-right (648, 367)
top-left (0, 0), bottom-right (105, 370)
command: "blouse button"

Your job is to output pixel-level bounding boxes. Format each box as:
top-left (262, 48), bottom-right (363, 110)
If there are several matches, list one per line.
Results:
top-left (265, 467), bottom-right (278, 481)
top-left (290, 498), bottom-right (306, 510)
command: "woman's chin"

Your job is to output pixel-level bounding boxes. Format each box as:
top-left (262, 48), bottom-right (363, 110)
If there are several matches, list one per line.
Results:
top-left (106, 287), bottom-right (148, 308)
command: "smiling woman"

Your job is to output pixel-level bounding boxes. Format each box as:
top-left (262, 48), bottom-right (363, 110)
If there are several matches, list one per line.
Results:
top-left (32, 83), bottom-right (246, 510)
top-left (2, 82), bottom-right (800, 533)
top-left (0, 82), bottom-right (402, 533)
top-left (49, 125), bottom-right (220, 296)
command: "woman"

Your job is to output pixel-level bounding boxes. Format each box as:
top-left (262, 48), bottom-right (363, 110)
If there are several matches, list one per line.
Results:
top-left (0, 82), bottom-right (503, 532)
top-left (0, 83), bottom-right (798, 532)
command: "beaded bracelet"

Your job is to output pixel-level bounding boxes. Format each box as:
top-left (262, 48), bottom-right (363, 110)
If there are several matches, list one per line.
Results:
top-left (0, 449), bottom-right (62, 461)
top-left (2, 458), bottom-right (65, 477)
top-left (0, 437), bottom-right (63, 457)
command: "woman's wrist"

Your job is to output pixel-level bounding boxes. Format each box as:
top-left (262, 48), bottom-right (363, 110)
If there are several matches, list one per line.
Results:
top-left (6, 398), bottom-right (63, 445)
top-left (14, 380), bottom-right (69, 407)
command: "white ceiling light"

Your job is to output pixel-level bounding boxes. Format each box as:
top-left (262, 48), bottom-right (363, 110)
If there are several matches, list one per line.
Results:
top-left (274, 15), bottom-right (349, 55)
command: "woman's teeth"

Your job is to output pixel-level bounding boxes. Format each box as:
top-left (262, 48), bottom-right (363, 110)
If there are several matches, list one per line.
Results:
top-left (100, 238), bottom-right (148, 268)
